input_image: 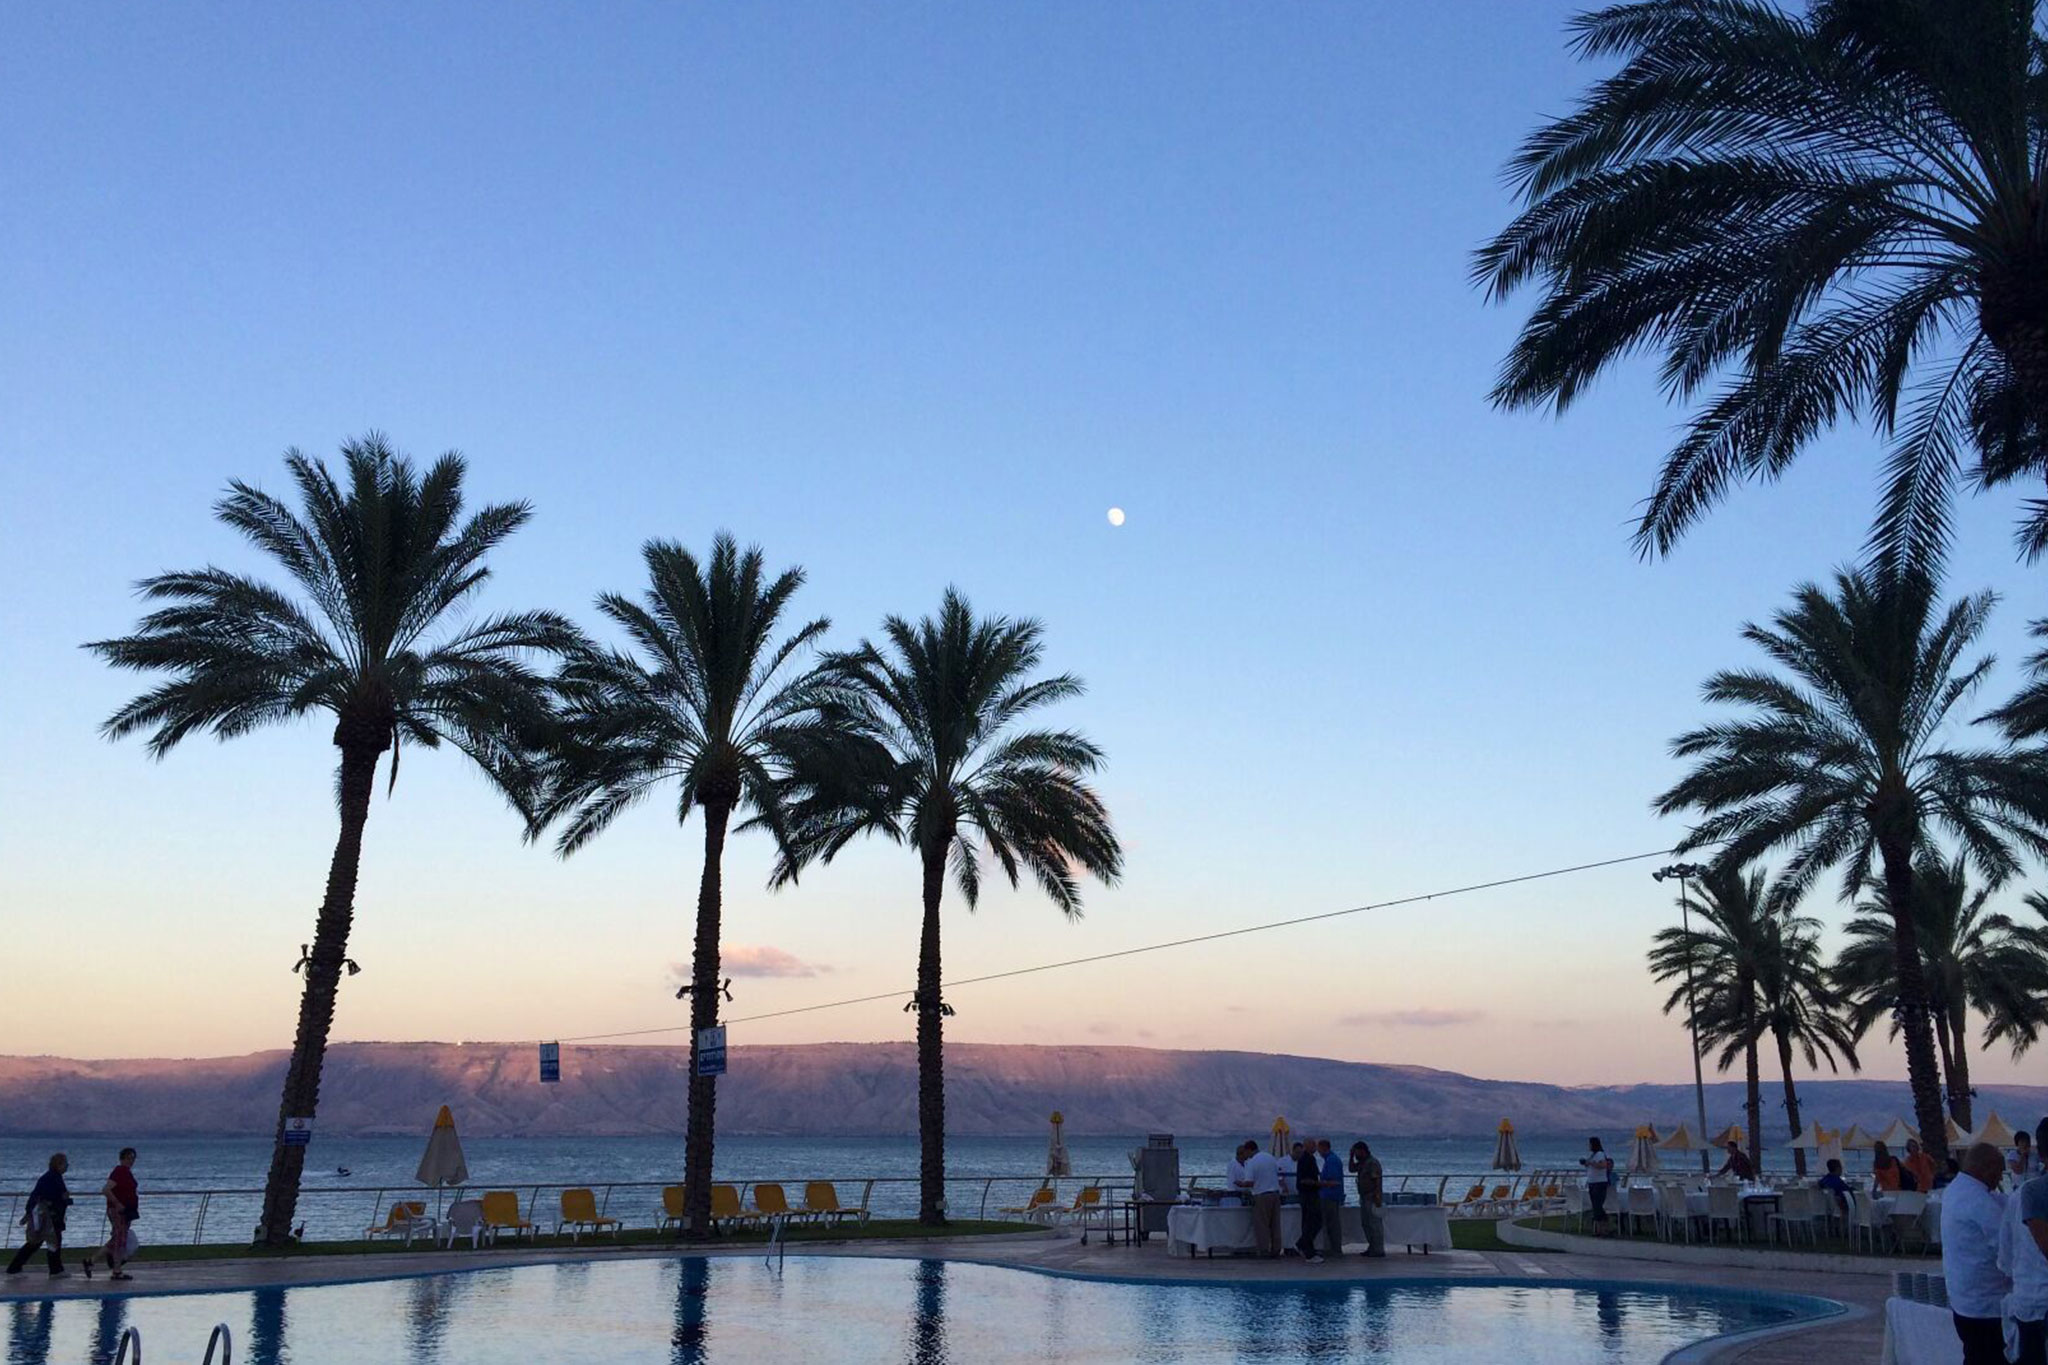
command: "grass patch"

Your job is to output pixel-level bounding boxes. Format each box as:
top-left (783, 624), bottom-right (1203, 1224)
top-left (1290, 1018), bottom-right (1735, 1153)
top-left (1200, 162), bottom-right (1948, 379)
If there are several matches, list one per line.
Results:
top-left (122, 1218), bottom-right (1042, 1265)
top-left (1448, 1219), bottom-right (1530, 1254)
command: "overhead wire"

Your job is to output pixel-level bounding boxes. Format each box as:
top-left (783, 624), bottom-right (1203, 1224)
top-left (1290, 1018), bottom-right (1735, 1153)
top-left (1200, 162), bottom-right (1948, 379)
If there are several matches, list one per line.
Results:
top-left (549, 845), bottom-right (1678, 1045)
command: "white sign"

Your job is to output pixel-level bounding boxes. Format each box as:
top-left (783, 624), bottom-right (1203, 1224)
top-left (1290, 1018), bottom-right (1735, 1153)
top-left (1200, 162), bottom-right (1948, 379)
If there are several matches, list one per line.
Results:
top-left (696, 1026), bottom-right (727, 1077)
top-left (282, 1117), bottom-right (314, 1147)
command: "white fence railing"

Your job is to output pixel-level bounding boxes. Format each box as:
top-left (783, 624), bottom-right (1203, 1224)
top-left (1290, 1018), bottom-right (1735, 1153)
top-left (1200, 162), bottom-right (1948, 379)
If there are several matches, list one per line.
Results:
top-left (1, 1168), bottom-right (1561, 1248)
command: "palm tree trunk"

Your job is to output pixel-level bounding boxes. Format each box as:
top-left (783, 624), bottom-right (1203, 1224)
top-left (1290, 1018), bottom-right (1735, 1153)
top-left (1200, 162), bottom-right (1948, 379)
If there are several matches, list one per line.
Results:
top-left (1774, 1026), bottom-right (1807, 1177)
top-left (1743, 1035), bottom-right (1762, 1174)
top-left (683, 801), bottom-right (731, 1238)
top-left (256, 740), bottom-right (380, 1246)
top-left (1946, 1003), bottom-right (1974, 1133)
top-left (916, 843), bottom-right (947, 1226)
top-left (1879, 834), bottom-right (1952, 1164)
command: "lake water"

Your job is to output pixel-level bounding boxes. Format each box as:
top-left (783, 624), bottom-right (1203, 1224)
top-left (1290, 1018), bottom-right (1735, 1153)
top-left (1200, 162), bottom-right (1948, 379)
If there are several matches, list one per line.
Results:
top-left (1, 1133), bottom-right (1618, 1244)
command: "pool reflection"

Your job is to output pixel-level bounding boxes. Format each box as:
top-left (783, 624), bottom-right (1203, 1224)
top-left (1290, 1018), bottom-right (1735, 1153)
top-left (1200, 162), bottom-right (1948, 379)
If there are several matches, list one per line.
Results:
top-left (8, 1300), bottom-right (54, 1363)
top-left (671, 1255), bottom-right (712, 1363)
top-left (903, 1259), bottom-right (946, 1365)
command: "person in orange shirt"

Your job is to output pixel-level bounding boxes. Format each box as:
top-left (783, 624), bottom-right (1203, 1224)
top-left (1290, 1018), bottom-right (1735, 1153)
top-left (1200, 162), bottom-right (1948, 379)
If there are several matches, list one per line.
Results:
top-left (1872, 1140), bottom-right (1904, 1192)
top-left (1903, 1138), bottom-right (1936, 1194)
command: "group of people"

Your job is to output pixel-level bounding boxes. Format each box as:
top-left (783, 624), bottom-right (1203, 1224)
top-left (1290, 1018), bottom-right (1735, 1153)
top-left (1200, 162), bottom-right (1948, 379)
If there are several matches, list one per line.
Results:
top-left (1942, 1121), bottom-right (2048, 1365)
top-left (6, 1148), bottom-right (141, 1281)
top-left (1223, 1136), bottom-right (1386, 1262)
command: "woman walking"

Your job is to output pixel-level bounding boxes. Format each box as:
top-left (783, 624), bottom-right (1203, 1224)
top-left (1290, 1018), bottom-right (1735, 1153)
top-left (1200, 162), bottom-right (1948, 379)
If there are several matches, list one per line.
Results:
top-left (6, 1154), bottom-right (73, 1277)
top-left (93, 1148), bottom-right (140, 1281)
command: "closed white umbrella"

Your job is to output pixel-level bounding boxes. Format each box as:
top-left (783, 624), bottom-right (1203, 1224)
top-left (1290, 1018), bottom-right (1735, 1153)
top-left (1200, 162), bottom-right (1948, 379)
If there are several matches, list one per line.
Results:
top-left (1046, 1111), bottom-right (1071, 1178)
top-left (1629, 1124), bottom-right (1661, 1174)
top-left (417, 1104), bottom-right (469, 1221)
top-left (1492, 1119), bottom-right (1522, 1172)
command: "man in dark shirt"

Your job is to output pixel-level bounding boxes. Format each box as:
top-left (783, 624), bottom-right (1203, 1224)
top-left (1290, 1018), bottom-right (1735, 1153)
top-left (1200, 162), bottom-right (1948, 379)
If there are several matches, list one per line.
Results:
top-left (1716, 1141), bottom-right (1756, 1182)
top-left (1816, 1158), bottom-right (1852, 1219)
top-left (6, 1153), bottom-right (73, 1277)
top-left (101, 1148), bottom-right (140, 1281)
top-left (1292, 1141), bottom-right (1325, 1263)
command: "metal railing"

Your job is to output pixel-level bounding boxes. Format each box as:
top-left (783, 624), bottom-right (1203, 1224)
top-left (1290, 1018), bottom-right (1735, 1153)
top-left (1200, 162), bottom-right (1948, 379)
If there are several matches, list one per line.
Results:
top-left (1, 1169), bottom-right (1564, 1249)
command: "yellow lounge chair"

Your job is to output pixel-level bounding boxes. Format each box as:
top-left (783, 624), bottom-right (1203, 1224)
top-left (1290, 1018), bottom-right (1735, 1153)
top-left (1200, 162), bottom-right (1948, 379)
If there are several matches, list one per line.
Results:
top-left (709, 1183), bottom-right (759, 1231)
top-left (1482, 1184), bottom-right (1513, 1215)
top-left (658, 1185), bottom-right (688, 1233)
top-left (751, 1183), bottom-right (799, 1223)
top-left (557, 1187), bottom-right (622, 1242)
top-left (998, 1186), bottom-right (1059, 1222)
top-left (480, 1190), bottom-right (536, 1244)
top-left (1057, 1186), bottom-right (1105, 1225)
top-left (365, 1200), bottom-right (430, 1244)
top-left (1450, 1184), bottom-right (1487, 1216)
top-left (801, 1181), bottom-right (867, 1226)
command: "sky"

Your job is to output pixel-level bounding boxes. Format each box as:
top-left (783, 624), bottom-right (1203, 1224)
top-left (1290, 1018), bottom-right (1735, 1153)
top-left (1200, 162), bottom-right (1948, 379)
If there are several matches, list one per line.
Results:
top-left (2, 2), bottom-right (2043, 1090)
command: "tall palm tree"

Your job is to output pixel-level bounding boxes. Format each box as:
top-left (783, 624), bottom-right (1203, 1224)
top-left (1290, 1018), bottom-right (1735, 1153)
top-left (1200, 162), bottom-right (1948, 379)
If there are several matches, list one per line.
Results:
top-left (534, 534), bottom-right (843, 1236)
top-left (1749, 908), bottom-right (1860, 1176)
top-left (774, 589), bottom-right (1122, 1224)
top-left (87, 437), bottom-right (572, 1244)
top-left (1653, 566), bottom-right (2048, 1162)
top-left (1837, 851), bottom-right (2048, 1127)
top-left (1477, 0), bottom-right (2048, 565)
top-left (1648, 866), bottom-right (1773, 1171)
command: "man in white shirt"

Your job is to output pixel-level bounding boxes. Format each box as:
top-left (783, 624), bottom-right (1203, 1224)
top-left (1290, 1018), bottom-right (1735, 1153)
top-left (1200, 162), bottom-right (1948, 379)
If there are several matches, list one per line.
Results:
top-left (1942, 1142), bottom-right (2013, 1365)
top-left (1225, 1142), bottom-right (1254, 1207)
top-left (1243, 1142), bottom-right (1282, 1259)
top-left (2002, 1119), bottom-right (2048, 1365)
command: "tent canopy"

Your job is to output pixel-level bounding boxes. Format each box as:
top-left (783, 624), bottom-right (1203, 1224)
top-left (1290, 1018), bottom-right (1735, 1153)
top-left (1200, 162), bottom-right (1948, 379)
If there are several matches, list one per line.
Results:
top-left (1970, 1112), bottom-right (2017, 1147)
top-left (1708, 1123), bottom-right (1745, 1148)
top-left (1657, 1122), bottom-right (1707, 1152)
top-left (1839, 1125), bottom-right (1877, 1150)
top-left (1871, 1118), bottom-right (1919, 1149)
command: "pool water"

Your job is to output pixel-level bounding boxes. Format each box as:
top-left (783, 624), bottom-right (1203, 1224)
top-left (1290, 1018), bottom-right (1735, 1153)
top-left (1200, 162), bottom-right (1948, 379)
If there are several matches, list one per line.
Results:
top-left (4, 1255), bottom-right (1835, 1363)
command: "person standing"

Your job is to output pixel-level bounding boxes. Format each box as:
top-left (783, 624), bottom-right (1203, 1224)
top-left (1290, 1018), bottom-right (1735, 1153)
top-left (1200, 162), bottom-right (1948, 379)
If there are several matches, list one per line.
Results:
top-left (6, 1154), bottom-right (73, 1277)
top-left (1316, 1139), bottom-right (1345, 1258)
top-left (2015, 1129), bottom-right (2040, 1185)
top-left (1226, 1141), bottom-right (1254, 1206)
top-left (1244, 1139), bottom-right (1282, 1259)
top-left (1873, 1141), bottom-right (1904, 1192)
top-left (1716, 1141), bottom-right (1755, 1182)
top-left (1349, 1141), bottom-right (1386, 1258)
top-left (1904, 1139), bottom-right (1936, 1196)
top-left (1292, 1140), bottom-right (1324, 1263)
top-left (98, 1148), bottom-right (139, 1282)
top-left (2002, 1118), bottom-right (2048, 1365)
top-left (1581, 1137), bottom-right (1615, 1236)
top-left (1941, 1143), bottom-right (2013, 1365)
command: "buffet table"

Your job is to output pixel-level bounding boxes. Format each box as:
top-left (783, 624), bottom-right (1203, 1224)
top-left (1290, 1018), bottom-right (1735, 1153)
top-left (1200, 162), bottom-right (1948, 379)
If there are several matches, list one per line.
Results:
top-left (1164, 1203), bottom-right (1452, 1256)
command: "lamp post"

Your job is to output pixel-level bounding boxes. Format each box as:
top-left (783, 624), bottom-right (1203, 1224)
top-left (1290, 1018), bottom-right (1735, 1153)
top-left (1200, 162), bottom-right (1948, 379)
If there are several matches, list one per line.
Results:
top-left (1654, 862), bottom-right (1713, 1175)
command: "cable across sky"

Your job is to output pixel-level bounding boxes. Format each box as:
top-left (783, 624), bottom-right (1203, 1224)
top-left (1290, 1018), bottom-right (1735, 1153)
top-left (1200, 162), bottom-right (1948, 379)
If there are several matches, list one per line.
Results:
top-left (549, 845), bottom-right (1680, 1046)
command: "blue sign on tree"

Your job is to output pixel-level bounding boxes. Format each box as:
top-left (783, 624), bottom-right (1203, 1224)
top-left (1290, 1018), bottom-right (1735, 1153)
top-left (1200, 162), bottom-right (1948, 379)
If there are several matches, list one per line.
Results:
top-left (539, 1041), bottom-right (560, 1084)
top-left (695, 1026), bottom-right (727, 1077)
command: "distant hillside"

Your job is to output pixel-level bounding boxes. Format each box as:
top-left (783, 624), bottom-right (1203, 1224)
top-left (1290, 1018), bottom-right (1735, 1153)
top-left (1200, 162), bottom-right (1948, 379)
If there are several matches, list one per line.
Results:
top-left (0, 1042), bottom-right (2041, 1139)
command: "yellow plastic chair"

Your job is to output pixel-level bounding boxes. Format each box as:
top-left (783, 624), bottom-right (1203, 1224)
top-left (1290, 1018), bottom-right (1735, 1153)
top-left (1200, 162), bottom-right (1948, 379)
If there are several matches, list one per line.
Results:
top-left (999, 1186), bottom-right (1058, 1222)
top-left (480, 1191), bottom-right (536, 1244)
top-left (1449, 1184), bottom-right (1486, 1216)
top-left (751, 1183), bottom-right (798, 1222)
top-left (1058, 1186), bottom-right (1105, 1226)
top-left (658, 1185), bottom-right (688, 1233)
top-left (709, 1183), bottom-right (759, 1231)
top-left (365, 1200), bottom-right (429, 1242)
top-left (802, 1181), bottom-right (867, 1226)
top-left (557, 1188), bottom-right (622, 1242)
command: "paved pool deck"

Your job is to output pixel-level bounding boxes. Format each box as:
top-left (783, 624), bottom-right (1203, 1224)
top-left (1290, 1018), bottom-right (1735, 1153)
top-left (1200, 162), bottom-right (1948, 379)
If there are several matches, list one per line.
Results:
top-left (0, 1226), bottom-right (1890, 1363)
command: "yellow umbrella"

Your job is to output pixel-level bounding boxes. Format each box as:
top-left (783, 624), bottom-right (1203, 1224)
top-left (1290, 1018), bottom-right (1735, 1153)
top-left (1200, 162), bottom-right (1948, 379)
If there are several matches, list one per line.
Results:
top-left (1708, 1123), bottom-right (1745, 1149)
top-left (1970, 1112), bottom-right (2017, 1147)
top-left (1492, 1119), bottom-right (1523, 1172)
top-left (416, 1104), bottom-right (469, 1220)
top-left (1269, 1116), bottom-right (1292, 1157)
top-left (1629, 1124), bottom-right (1661, 1174)
top-left (1657, 1123), bottom-right (1707, 1152)
top-left (1839, 1124), bottom-right (1877, 1150)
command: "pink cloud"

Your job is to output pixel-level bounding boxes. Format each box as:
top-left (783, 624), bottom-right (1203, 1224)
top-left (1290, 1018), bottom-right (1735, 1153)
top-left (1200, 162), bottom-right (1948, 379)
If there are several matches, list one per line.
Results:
top-left (670, 946), bottom-right (827, 981)
top-left (1337, 1008), bottom-right (1486, 1029)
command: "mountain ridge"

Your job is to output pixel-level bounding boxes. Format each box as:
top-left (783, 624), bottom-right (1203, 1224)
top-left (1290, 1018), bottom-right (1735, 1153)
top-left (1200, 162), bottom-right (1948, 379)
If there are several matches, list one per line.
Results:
top-left (1, 1042), bottom-right (2040, 1139)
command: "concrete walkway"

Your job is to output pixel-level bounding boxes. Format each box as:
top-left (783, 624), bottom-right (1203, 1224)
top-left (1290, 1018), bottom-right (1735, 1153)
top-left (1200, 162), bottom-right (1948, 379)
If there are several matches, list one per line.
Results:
top-left (0, 1226), bottom-right (1889, 1362)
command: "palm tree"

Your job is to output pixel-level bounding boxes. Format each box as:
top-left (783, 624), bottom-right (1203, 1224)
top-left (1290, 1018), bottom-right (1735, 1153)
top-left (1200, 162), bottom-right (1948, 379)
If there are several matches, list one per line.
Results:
top-left (1750, 908), bottom-right (1860, 1176)
top-left (1476, 0), bottom-right (2048, 565)
top-left (1652, 566), bottom-right (2048, 1162)
top-left (87, 437), bottom-right (573, 1245)
top-left (534, 534), bottom-right (843, 1237)
top-left (774, 589), bottom-right (1122, 1224)
top-left (1837, 851), bottom-right (2048, 1127)
top-left (1648, 865), bottom-right (1773, 1171)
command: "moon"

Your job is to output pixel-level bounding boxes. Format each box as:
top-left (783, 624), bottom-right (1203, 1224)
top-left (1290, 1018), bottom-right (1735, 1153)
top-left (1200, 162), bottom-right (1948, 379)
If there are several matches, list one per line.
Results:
top-left (1107, 507), bottom-right (1126, 527)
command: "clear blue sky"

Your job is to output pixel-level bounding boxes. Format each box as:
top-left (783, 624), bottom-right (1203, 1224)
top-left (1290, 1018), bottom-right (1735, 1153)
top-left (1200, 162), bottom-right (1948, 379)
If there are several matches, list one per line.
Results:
top-left (2, 2), bottom-right (2039, 1086)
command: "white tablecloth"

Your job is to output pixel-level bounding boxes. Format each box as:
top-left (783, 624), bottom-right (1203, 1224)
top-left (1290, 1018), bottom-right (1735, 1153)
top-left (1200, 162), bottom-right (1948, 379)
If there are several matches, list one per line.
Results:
top-left (1879, 1297), bottom-right (1960, 1365)
top-left (1873, 1194), bottom-right (1944, 1245)
top-left (1164, 1203), bottom-right (1451, 1256)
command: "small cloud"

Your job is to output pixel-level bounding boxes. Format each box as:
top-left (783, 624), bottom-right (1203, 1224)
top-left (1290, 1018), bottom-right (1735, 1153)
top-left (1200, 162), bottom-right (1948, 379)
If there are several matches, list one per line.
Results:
top-left (1223, 1005), bottom-right (1249, 1015)
top-left (1135, 1028), bottom-right (1155, 1040)
top-left (1087, 1021), bottom-right (1115, 1037)
top-left (670, 946), bottom-right (828, 981)
top-left (1337, 1008), bottom-right (1486, 1029)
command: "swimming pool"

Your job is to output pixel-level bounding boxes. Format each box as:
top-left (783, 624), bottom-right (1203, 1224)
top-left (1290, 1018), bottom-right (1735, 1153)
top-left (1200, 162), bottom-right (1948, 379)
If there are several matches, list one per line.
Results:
top-left (4, 1255), bottom-right (1839, 1363)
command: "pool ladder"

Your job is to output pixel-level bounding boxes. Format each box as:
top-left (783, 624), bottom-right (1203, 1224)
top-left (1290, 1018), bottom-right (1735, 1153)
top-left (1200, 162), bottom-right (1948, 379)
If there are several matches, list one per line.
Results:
top-left (765, 1212), bottom-right (787, 1271)
top-left (111, 1322), bottom-right (233, 1364)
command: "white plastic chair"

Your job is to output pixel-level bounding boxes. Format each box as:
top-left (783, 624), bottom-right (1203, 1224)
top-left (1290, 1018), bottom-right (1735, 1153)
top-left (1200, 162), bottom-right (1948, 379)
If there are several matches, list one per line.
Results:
top-left (1766, 1186), bottom-right (1819, 1246)
top-left (1886, 1192), bottom-right (1929, 1253)
top-left (1654, 1183), bottom-right (1695, 1243)
top-left (1705, 1184), bottom-right (1743, 1243)
top-left (1845, 1191), bottom-right (1884, 1254)
top-left (440, 1199), bottom-right (486, 1249)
